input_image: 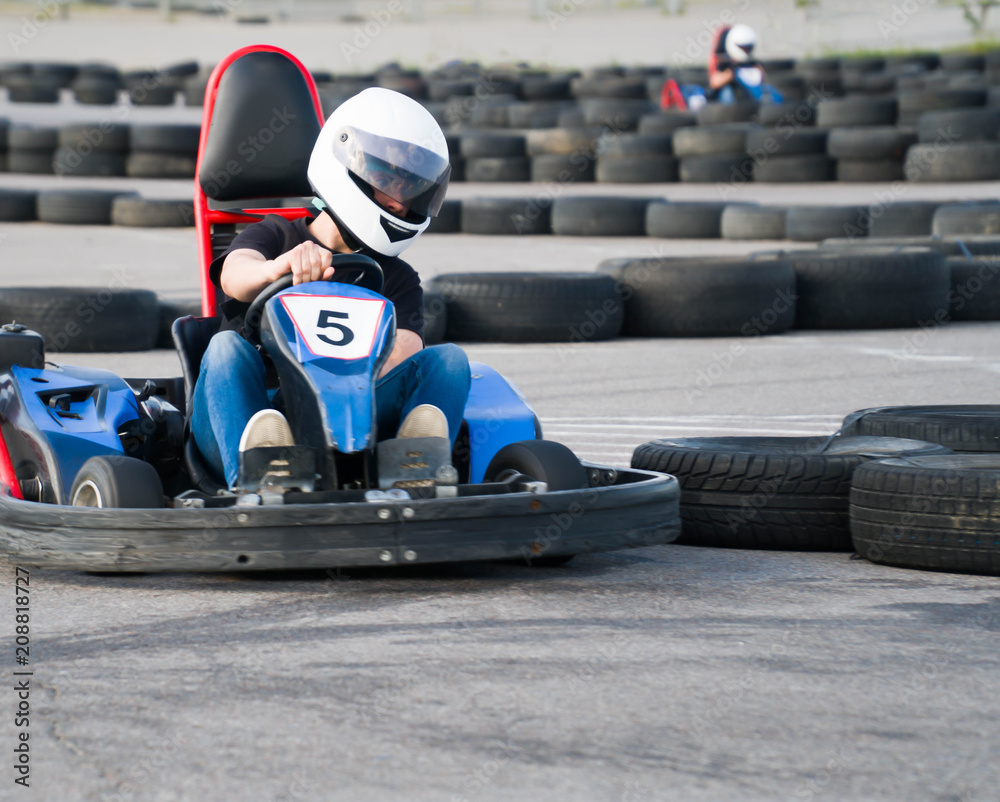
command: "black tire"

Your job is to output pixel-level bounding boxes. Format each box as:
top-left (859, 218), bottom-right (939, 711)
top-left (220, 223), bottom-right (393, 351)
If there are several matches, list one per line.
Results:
top-left (70, 455), bottom-right (164, 508)
top-left (111, 196), bottom-right (195, 228)
top-left (557, 108), bottom-right (587, 128)
top-left (826, 126), bottom-right (917, 160)
top-left (757, 100), bottom-right (816, 127)
top-left (780, 248), bottom-right (950, 329)
top-left (948, 255), bottom-right (1000, 320)
top-left (571, 77), bottom-right (647, 100)
top-left (37, 189), bottom-right (138, 225)
top-left (460, 197), bottom-right (551, 235)
top-left (6, 150), bottom-right (53, 175)
top-left (520, 77), bottom-right (572, 101)
top-left (820, 235), bottom-right (1000, 256)
top-left (679, 154), bottom-right (753, 183)
top-left (157, 297), bottom-right (203, 349)
top-left (720, 204), bottom-right (787, 240)
top-left (599, 132), bottom-right (673, 156)
top-left (841, 405), bottom-right (1000, 451)
top-left (696, 100), bottom-right (759, 125)
top-left (917, 108), bottom-right (1000, 143)
top-left (850, 456), bottom-right (1000, 576)
top-left (904, 142), bottom-right (1000, 181)
top-left (426, 199), bottom-right (461, 234)
top-left (506, 101), bottom-right (566, 129)
top-left (867, 201), bottom-right (939, 237)
top-left (595, 154), bottom-right (677, 183)
top-left (897, 88), bottom-right (986, 121)
top-left (8, 124), bottom-right (57, 150)
top-left (485, 440), bottom-right (587, 491)
top-left (57, 122), bottom-right (129, 152)
top-left (464, 157), bottom-right (530, 182)
top-left (754, 154), bottom-right (835, 182)
top-left (32, 62), bottom-right (78, 87)
top-left (429, 272), bottom-right (623, 343)
top-left (645, 201), bottom-right (728, 238)
top-left (184, 76), bottom-right (209, 107)
top-left (932, 202), bottom-right (1000, 236)
top-left (72, 81), bottom-right (120, 105)
top-left (631, 435), bottom-right (950, 550)
top-left (128, 86), bottom-right (177, 106)
top-left (581, 98), bottom-right (655, 129)
top-left (551, 196), bottom-right (651, 236)
top-left (52, 148), bottom-right (126, 177)
top-left (637, 112), bottom-right (698, 134)
top-left (745, 127), bottom-right (828, 157)
top-left (835, 160), bottom-right (905, 182)
top-left (459, 133), bottom-right (526, 158)
top-left (125, 152), bottom-right (198, 178)
top-left (530, 153), bottom-right (596, 183)
top-left (421, 289), bottom-right (447, 346)
top-left (672, 123), bottom-right (756, 156)
top-left (129, 123), bottom-right (201, 154)
top-left (598, 256), bottom-right (796, 337)
top-left (0, 189), bottom-right (38, 222)
top-left (5, 76), bottom-right (59, 103)
top-left (815, 97), bottom-right (897, 127)
top-left (786, 205), bottom-right (869, 242)
top-left (0, 287), bottom-right (159, 352)
top-left (525, 127), bottom-right (606, 156)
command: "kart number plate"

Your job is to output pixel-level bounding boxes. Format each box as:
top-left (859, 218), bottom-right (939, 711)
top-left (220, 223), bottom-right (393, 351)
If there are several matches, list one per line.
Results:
top-left (279, 294), bottom-right (386, 360)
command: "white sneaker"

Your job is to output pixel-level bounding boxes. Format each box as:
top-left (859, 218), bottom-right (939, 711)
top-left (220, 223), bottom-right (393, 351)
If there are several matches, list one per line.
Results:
top-left (238, 409), bottom-right (295, 452)
top-left (397, 404), bottom-right (448, 440)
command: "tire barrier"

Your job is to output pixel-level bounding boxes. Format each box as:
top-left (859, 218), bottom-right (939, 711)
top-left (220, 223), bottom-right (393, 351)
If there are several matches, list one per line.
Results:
top-left (597, 256), bottom-right (797, 337)
top-left (0, 287), bottom-right (160, 352)
top-left (5, 53), bottom-right (1000, 183)
top-left (771, 248), bottom-right (951, 330)
top-left (426, 272), bottom-right (623, 343)
top-left (630, 436), bottom-right (952, 550)
top-left (841, 405), bottom-right (1000, 452)
top-left (850, 455), bottom-right (1000, 576)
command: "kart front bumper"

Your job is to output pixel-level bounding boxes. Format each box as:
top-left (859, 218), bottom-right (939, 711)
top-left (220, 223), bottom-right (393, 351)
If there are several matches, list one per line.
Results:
top-left (0, 466), bottom-right (680, 572)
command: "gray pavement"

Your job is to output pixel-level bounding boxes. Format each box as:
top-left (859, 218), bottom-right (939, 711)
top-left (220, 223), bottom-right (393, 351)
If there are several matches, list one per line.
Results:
top-left (1, 215), bottom-right (1000, 800)
top-left (2, 4), bottom-right (1000, 788)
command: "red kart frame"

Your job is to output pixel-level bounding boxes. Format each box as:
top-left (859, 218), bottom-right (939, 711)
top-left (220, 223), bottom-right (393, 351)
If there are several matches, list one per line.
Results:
top-left (193, 44), bottom-right (326, 316)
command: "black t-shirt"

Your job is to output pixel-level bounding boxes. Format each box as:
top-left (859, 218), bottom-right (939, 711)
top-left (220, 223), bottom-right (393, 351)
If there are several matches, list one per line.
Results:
top-left (210, 213), bottom-right (425, 340)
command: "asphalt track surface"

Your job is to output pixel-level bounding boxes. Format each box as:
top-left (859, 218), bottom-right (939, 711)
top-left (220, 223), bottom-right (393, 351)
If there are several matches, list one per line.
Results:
top-left (1, 202), bottom-right (1000, 801)
top-left (2, 86), bottom-right (1000, 802)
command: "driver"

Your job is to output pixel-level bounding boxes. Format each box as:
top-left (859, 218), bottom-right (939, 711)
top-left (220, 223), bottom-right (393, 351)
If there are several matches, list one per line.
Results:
top-left (707, 23), bottom-right (760, 102)
top-left (191, 87), bottom-right (471, 490)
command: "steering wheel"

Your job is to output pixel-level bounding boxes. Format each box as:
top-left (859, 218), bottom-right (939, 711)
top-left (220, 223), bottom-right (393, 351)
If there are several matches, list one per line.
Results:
top-left (244, 253), bottom-right (384, 346)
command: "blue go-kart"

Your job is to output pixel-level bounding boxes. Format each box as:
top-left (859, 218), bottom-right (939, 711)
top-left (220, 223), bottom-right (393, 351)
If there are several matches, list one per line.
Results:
top-left (0, 46), bottom-right (679, 572)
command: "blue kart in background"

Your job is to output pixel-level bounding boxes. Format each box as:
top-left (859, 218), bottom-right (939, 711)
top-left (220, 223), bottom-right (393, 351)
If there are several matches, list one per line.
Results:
top-left (0, 45), bottom-right (680, 573)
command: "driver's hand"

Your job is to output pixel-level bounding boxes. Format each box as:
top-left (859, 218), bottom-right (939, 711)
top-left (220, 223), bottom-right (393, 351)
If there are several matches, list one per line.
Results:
top-left (276, 242), bottom-right (335, 285)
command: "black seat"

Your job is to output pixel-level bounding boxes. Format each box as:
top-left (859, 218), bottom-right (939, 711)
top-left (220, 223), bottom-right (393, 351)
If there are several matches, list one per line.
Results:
top-left (198, 50), bottom-right (323, 202)
top-left (172, 314), bottom-right (226, 494)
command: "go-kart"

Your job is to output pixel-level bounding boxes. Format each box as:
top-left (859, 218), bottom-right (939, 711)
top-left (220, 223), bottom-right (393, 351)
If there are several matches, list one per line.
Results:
top-left (0, 45), bottom-right (680, 572)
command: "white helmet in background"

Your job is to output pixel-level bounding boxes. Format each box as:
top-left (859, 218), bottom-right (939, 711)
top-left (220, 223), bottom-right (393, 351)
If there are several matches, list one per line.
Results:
top-left (308, 87), bottom-right (451, 258)
top-left (725, 24), bottom-right (758, 63)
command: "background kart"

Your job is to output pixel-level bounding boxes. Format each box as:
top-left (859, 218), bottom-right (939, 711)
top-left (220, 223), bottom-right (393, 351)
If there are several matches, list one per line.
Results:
top-left (0, 44), bottom-right (680, 572)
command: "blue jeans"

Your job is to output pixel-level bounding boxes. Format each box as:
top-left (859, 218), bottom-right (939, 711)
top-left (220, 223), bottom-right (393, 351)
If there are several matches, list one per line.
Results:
top-left (191, 331), bottom-right (471, 488)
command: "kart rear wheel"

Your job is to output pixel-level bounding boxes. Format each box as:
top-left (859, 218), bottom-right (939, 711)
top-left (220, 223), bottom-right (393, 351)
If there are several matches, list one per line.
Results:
top-left (485, 440), bottom-right (588, 567)
top-left (70, 455), bottom-right (165, 509)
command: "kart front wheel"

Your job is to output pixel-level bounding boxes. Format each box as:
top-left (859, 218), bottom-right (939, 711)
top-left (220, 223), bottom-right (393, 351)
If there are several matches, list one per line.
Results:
top-left (485, 440), bottom-right (587, 567)
top-left (70, 455), bottom-right (165, 509)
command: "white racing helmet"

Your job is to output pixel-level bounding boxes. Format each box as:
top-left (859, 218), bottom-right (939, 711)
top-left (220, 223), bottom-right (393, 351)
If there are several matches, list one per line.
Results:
top-left (308, 87), bottom-right (451, 258)
top-left (725, 24), bottom-right (758, 63)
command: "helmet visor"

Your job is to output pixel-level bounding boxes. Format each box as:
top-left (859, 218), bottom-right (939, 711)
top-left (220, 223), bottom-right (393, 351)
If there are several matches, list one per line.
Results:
top-left (332, 126), bottom-right (451, 218)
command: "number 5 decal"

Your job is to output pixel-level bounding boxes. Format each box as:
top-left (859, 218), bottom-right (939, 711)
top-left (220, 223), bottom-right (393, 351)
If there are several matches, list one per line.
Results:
top-left (317, 310), bottom-right (355, 347)
top-left (280, 293), bottom-right (387, 360)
